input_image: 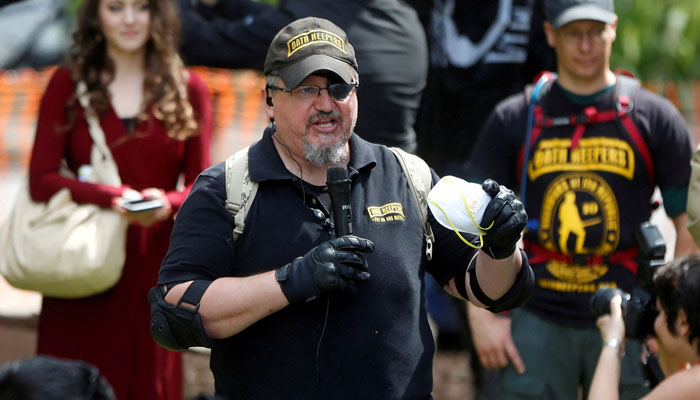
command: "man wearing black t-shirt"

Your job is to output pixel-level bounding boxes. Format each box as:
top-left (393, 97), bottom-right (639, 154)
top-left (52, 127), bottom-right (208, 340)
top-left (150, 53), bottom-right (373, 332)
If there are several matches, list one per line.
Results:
top-left (464, 0), bottom-right (698, 399)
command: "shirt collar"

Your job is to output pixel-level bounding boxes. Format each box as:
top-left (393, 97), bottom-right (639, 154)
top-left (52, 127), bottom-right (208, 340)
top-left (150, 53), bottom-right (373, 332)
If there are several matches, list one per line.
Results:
top-left (248, 124), bottom-right (377, 183)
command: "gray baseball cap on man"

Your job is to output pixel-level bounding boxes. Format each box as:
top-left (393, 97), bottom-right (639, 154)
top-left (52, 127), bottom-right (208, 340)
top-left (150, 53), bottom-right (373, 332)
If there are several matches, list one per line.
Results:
top-left (263, 17), bottom-right (358, 89)
top-left (545, 0), bottom-right (616, 29)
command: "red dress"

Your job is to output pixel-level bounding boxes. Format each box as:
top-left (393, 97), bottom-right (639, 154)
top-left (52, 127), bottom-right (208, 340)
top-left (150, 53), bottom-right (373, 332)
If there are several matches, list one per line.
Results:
top-left (29, 67), bottom-right (212, 400)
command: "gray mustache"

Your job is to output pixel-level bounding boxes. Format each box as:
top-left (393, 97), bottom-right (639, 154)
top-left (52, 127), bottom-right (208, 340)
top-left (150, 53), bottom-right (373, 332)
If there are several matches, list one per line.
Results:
top-left (307, 111), bottom-right (342, 127)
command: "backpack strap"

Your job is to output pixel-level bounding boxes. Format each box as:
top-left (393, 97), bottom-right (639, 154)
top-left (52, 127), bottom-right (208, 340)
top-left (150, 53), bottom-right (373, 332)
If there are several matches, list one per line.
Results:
top-left (224, 146), bottom-right (259, 241)
top-left (517, 72), bottom-right (654, 195)
top-left (224, 145), bottom-right (435, 254)
top-left (389, 147), bottom-right (435, 261)
top-left (517, 71), bottom-right (556, 204)
top-left (614, 74), bottom-right (654, 187)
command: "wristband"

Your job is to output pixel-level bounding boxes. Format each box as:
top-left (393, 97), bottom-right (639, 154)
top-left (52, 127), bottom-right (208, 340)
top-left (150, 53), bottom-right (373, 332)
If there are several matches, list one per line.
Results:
top-left (603, 339), bottom-right (625, 359)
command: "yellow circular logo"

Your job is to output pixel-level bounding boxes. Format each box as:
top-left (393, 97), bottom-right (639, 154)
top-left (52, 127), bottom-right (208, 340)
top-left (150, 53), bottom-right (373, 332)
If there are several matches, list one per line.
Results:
top-left (539, 172), bottom-right (619, 256)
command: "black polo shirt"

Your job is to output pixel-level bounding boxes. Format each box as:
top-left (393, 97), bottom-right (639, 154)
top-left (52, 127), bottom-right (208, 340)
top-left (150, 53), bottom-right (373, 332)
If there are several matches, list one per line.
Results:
top-left (159, 127), bottom-right (476, 399)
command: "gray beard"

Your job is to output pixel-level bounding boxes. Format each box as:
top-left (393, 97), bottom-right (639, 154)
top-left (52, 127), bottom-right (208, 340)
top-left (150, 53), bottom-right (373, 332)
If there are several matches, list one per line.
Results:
top-left (303, 133), bottom-right (349, 166)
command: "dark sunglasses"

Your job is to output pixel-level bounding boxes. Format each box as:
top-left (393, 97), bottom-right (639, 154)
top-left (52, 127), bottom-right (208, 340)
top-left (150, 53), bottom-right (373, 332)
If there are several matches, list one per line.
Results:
top-left (267, 83), bottom-right (358, 102)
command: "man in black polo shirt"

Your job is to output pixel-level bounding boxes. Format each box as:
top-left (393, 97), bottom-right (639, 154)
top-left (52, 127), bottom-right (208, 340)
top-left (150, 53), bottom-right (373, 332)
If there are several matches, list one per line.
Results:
top-left (154, 17), bottom-right (533, 399)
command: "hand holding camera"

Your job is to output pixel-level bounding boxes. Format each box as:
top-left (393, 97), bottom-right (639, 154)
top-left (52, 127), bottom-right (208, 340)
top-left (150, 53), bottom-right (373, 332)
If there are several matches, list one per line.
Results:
top-left (589, 222), bottom-right (666, 341)
top-left (590, 286), bottom-right (657, 341)
top-left (594, 293), bottom-right (626, 345)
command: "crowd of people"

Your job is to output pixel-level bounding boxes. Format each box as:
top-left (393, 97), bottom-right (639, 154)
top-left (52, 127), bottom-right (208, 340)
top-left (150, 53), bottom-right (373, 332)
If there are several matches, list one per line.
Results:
top-left (0, 0), bottom-right (699, 399)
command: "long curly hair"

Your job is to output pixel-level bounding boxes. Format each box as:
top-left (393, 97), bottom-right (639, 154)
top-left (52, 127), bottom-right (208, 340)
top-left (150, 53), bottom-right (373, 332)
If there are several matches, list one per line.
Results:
top-left (65, 0), bottom-right (198, 140)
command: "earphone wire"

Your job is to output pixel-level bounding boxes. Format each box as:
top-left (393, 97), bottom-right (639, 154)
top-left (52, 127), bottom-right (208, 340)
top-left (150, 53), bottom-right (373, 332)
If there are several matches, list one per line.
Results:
top-left (272, 124), bottom-right (330, 383)
top-left (271, 124), bottom-right (307, 204)
top-left (316, 297), bottom-right (330, 385)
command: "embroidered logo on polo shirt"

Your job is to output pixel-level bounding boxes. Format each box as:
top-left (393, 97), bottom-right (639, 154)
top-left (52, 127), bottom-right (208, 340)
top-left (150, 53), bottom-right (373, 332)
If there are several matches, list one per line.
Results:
top-left (367, 202), bottom-right (405, 222)
top-left (286, 29), bottom-right (346, 57)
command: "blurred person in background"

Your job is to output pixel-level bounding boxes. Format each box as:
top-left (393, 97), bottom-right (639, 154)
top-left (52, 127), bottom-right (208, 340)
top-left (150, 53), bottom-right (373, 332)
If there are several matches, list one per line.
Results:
top-left (410, 0), bottom-right (555, 177)
top-left (28, 0), bottom-right (212, 397)
top-left (176, 0), bottom-right (428, 152)
top-left (407, 1), bottom-right (555, 397)
top-left (0, 355), bottom-right (116, 400)
top-left (0, 0), bottom-right (73, 69)
top-left (687, 144), bottom-right (700, 248)
top-left (463, 0), bottom-right (698, 398)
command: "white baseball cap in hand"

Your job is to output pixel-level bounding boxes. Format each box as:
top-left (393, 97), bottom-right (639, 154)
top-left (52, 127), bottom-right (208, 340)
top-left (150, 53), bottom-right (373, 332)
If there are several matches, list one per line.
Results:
top-left (427, 176), bottom-right (494, 248)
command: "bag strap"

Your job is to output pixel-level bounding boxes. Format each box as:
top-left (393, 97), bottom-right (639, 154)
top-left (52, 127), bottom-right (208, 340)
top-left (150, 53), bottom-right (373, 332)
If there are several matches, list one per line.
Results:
top-left (389, 147), bottom-right (435, 261)
top-left (613, 74), bottom-right (654, 188)
top-left (518, 72), bottom-right (556, 205)
top-left (224, 146), bottom-right (258, 241)
top-left (76, 81), bottom-right (122, 186)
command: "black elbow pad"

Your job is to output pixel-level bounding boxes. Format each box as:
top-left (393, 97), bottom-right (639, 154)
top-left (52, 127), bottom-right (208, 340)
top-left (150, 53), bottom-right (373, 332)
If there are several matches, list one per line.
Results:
top-left (148, 280), bottom-right (213, 351)
top-left (468, 249), bottom-right (535, 313)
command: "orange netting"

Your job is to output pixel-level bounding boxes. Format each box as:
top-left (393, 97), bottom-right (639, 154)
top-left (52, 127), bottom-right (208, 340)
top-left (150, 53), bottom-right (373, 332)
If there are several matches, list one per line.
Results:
top-left (1, 67), bottom-right (699, 174)
top-left (0, 66), bottom-right (269, 173)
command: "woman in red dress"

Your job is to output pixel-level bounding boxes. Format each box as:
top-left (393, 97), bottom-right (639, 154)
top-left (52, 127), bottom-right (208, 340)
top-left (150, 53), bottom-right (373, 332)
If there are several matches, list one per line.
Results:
top-left (28, 0), bottom-right (212, 397)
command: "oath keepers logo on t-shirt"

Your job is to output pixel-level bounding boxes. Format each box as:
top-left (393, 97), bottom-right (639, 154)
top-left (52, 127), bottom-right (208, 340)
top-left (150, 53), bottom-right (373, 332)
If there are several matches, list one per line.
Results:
top-left (367, 203), bottom-right (405, 222)
top-left (537, 172), bottom-right (620, 293)
top-left (528, 137), bottom-right (636, 180)
top-left (286, 29), bottom-right (347, 57)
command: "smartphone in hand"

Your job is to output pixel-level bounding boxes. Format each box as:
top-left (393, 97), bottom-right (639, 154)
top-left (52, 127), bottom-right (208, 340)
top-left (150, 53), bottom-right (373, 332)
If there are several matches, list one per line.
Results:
top-left (120, 197), bottom-right (164, 212)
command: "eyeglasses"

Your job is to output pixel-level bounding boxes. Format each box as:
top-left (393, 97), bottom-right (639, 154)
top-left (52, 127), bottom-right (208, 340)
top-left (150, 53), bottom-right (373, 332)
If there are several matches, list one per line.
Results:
top-left (267, 83), bottom-right (358, 102)
top-left (557, 25), bottom-right (610, 43)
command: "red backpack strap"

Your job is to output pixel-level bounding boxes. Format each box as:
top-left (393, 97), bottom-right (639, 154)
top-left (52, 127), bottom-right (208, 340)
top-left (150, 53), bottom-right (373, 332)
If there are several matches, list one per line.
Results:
top-left (614, 74), bottom-right (654, 188)
top-left (614, 68), bottom-right (636, 78)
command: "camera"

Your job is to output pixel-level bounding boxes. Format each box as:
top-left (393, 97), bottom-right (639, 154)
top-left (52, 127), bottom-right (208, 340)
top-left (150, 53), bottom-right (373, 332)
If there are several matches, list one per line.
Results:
top-left (589, 222), bottom-right (669, 387)
top-left (635, 221), bottom-right (666, 291)
top-left (590, 287), bottom-right (656, 339)
top-left (589, 222), bottom-right (665, 340)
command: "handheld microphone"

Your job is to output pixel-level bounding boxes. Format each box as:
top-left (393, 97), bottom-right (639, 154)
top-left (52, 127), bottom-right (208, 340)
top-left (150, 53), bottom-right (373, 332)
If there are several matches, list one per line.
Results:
top-left (327, 166), bottom-right (352, 237)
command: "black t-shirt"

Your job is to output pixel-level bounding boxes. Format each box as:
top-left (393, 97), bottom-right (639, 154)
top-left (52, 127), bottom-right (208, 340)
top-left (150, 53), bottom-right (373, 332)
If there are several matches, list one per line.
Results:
top-left (159, 128), bottom-right (477, 399)
top-left (466, 81), bottom-right (693, 328)
top-left (178, 0), bottom-right (428, 151)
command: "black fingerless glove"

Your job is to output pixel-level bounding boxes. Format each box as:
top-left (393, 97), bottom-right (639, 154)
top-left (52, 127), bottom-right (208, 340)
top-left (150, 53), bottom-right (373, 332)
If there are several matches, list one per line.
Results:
top-left (275, 235), bottom-right (374, 303)
top-left (480, 179), bottom-right (528, 259)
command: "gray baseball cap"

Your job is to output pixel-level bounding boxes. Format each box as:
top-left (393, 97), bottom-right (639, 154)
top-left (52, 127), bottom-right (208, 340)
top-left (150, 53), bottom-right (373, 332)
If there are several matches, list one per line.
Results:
top-left (545, 0), bottom-right (616, 29)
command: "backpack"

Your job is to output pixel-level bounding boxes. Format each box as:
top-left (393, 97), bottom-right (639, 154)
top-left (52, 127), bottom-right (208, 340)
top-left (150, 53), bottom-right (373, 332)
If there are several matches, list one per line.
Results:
top-left (224, 146), bottom-right (436, 260)
top-left (517, 71), bottom-right (654, 204)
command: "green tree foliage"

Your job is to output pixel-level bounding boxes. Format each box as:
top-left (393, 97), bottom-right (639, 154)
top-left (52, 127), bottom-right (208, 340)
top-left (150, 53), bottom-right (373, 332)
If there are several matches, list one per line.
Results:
top-left (612, 0), bottom-right (700, 80)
